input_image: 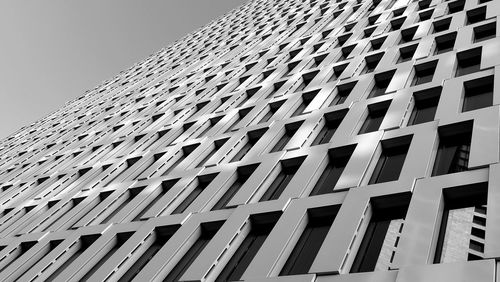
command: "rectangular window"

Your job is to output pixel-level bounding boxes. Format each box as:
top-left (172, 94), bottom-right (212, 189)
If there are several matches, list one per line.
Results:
top-left (412, 60), bottom-right (437, 86)
top-left (215, 212), bottom-right (280, 282)
top-left (351, 193), bottom-right (410, 273)
top-left (212, 163), bottom-right (260, 210)
top-left (133, 179), bottom-right (180, 221)
top-left (327, 63), bottom-right (348, 82)
top-left (0, 241), bottom-right (37, 273)
top-left (397, 43), bottom-right (418, 63)
top-left (270, 121), bottom-right (303, 152)
top-left (310, 145), bottom-right (356, 195)
top-left (330, 81), bottom-right (356, 106)
top-left (311, 109), bottom-right (348, 146)
top-left (161, 143), bottom-right (200, 176)
top-left (195, 138), bottom-right (229, 168)
top-left (474, 22), bottom-right (496, 43)
top-left (260, 156), bottom-right (306, 202)
top-left (196, 116), bottom-right (223, 138)
top-left (101, 186), bottom-right (145, 224)
top-left (224, 107), bottom-right (253, 133)
top-left (230, 128), bottom-right (267, 163)
top-left (434, 32), bottom-right (457, 54)
top-left (447, 0), bottom-right (465, 14)
top-left (462, 75), bottom-right (493, 112)
top-left (258, 100), bottom-right (285, 124)
top-left (172, 173), bottom-right (219, 214)
top-left (433, 17), bottom-right (451, 33)
top-left (434, 183), bottom-right (487, 263)
top-left (280, 206), bottom-right (340, 275)
top-left (466, 6), bottom-right (486, 25)
top-left (369, 70), bottom-right (396, 98)
top-left (291, 89), bottom-right (318, 116)
top-left (456, 47), bottom-right (482, 77)
top-left (361, 53), bottom-right (383, 74)
top-left (399, 26), bottom-right (417, 44)
top-left (118, 225), bottom-right (179, 281)
top-left (432, 121), bottom-right (472, 176)
top-left (408, 86), bottom-right (441, 125)
top-left (369, 135), bottom-right (412, 184)
top-left (165, 221), bottom-right (223, 282)
top-left (358, 101), bottom-right (391, 134)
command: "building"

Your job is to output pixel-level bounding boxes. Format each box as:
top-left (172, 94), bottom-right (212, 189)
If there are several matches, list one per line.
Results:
top-left (0, 0), bottom-right (498, 280)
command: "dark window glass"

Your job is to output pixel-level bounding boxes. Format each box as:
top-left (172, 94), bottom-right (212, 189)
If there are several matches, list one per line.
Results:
top-left (362, 53), bottom-right (383, 74)
top-left (195, 138), bottom-right (229, 168)
top-left (412, 60), bottom-right (437, 86)
top-left (296, 71), bottom-right (319, 92)
top-left (400, 26), bottom-right (417, 44)
top-left (172, 173), bottom-right (218, 214)
top-left (225, 107), bottom-right (253, 133)
top-left (434, 32), bottom-right (457, 54)
top-left (432, 121), bottom-right (472, 176)
top-left (270, 121), bottom-right (303, 153)
top-left (369, 70), bottom-right (396, 98)
top-left (398, 44), bottom-right (418, 63)
top-left (312, 109), bottom-right (348, 146)
top-left (456, 47), bottom-right (482, 77)
top-left (280, 206), bottom-right (340, 275)
top-left (212, 163), bottom-right (260, 210)
top-left (358, 101), bottom-right (391, 134)
top-left (101, 186), bottom-right (145, 224)
top-left (330, 81), bottom-right (356, 106)
top-left (448, 0), bottom-right (465, 14)
top-left (291, 89), bottom-right (318, 116)
top-left (258, 100), bottom-right (285, 124)
top-left (408, 86), bottom-right (441, 125)
top-left (230, 128), bottom-right (267, 163)
top-left (260, 156), bottom-right (306, 202)
top-left (133, 179), bottom-right (180, 221)
top-left (369, 135), bottom-right (412, 184)
top-left (466, 6), bottom-right (486, 25)
top-left (474, 22), bottom-right (496, 43)
top-left (462, 75), bottom-right (493, 112)
top-left (433, 17), bottom-right (451, 33)
top-left (310, 145), bottom-right (356, 195)
top-left (162, 144), bottom-right (200, 176)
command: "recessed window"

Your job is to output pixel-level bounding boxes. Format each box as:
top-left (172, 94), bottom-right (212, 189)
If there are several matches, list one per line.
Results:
top-left (291, 89), bottom-right (318, 116)
top-left (212, 163), bottom-right (259, 210)
top-left (408, 86), bottom-right (441, 126)
top-left (195, 138), bottom-right (229, 168)
top-left (260, 156), bottom-right (305, 202)
top-left (400, 26), bottom-right (417, 44)
top-left (434, 32), bottom-right (457, 54)
top-left (330, 81), bottom-right (357, 106)
top-left (418, 0), bottom-right (431, 10)
top-left (448, 0), bottom-right (465, 14)
top-left (433, 17), bottom-right (452, 33)
top-left (466, 6), bottom-right (486, 25)
top-left (455, 47), bottom-right (482, 77)
top-left (296, 70), bottom-right (319, 92)
top-left (327, 63), bottom-right (349, 82)
top-left (171, 173), bottom-right (219, 214)
top-left (361, 53), bottom-right (384, 74)
top-left (358, 100), bottom-right (391, 134)
top-left (230, 128), bottom-right (267, 163)
top-left (462, 75), bottom-right (493, 112)
top-left (368, 135), bottom-right (412, 184)
top-left (270, 121), bottom-right (303, 152)
top-left (419, 9), bottom-right (434, 21)
top-left (390, 17), bottom-right (406, 31)
top-left (310, 145), bottom-right (356, 195)
top-left (258, 100), bottom-right (285, 124)
top-left (432, 121), bottom-right (472, 176)
top-left (473, 22), bottom-right (496, 43)
top-left (311, 109), bottom-right (348, 146)
top-left (369, 70), bottom-right (396, 98)
top-left (398, 44), bottom-right (418, 63)
top-left (411, 60), bottom-right (437, 86)
top-left (370, 36), bottom-right (386, 51)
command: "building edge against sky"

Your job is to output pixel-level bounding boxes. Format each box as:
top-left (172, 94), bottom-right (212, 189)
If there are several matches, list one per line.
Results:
top-left (0, 0), bottom-right (498, 281)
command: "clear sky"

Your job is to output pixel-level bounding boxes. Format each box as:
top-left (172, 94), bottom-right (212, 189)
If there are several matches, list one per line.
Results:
top-left (0, 0), bottom-right (248, 139)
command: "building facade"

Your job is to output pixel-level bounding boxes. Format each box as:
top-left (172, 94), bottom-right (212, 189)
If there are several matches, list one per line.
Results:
top-left (0, 0), bottom-right (498, 281)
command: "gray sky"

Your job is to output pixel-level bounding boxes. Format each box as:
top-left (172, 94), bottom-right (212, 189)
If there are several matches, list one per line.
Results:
top-left (0, 0), bottom-right (248, 139)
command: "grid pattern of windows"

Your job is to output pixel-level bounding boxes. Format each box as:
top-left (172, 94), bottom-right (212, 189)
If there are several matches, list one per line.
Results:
top-left (0, 0), bottom-right (497, 281)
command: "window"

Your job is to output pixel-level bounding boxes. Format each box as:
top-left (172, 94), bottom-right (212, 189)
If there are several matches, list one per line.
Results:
top-left (419, 9), bottom-right (433, 21)
top-left (358, 101), bottom-right (391, 134)
top-left (196, 116), bottom-right (223, 138)
top-left (411, 60), bottom-right (437, 86)
top-left (455, 47), bottom-right (482, 77)
top-left (280, 206), bottom-right (340, 275)
top-left (161, 144), bottom-right (200, 176)
top-left (390, 17), bottom-right (406, 31)
top-left (258, 100), bottom-right (285, 124)
top-left (133, 179), bottom-right (180, 221)
top-left (408, 86), bottom-right (441, 125)
top-left (327, 63), bottom-right (348, 82)
top-left (270, 121), bottom-right (303, 152)
top-left (473, 22), bottom-right (496, 43)
top-left (282, 61), bottom-right (300, 77)
top-left (310, 145), bottom-right (356, 195)
top-left (311, 109), bottom-right (348, 146)
top-left (466, 6), bottom-right (486, 25)
top-left (230, 128), bottom-right (267, 163)
top-left (368, 136), bottom-right (412, 184)
top-left (101, 186), bottom-right (145, 224)
top-left (398, 44), bottom-right (418, 63)
top-left (171, 173), bottom-right (219, 214)
top-left (434, 32), bottom-right (457, 54)
top-left (260, 156), bottom-right (306, 202)
top-left (330, 81), bottom-right (356, 106)
top-left (433, 17), bottom-right (451, 33)
top-left (224, 107), bottom-right (254, 133)
top-left (361, 53), bottom-right (383, 74)
top-left (296, 71), bottom-right (319, 92)
top-left (212, 163), bottom-right (259, 210)
top-left (462, 75), bottom-right (493, 112)
top-left (165, 221), bottom-right (223, 282)
top-left (266, 81), bottom-right (286, 99)
top-left (400, 26), bottom-right (417, 44)
top-left (369, 70), bottom-right (396, 98)
top-left (447, 0), bottom-right (465, 14)
top-left (195, 138), bottom-right (229, 168)
top-left (215, 212), bottom-right (280, 282)
top-left (434, 183), bottom-right (487, 263)
top-left (370, 36), bottom-right (386, 51)
top-left (291, 89), bottom-right (318, 116)
top-left (432, 121), bottom-right (472, 176)
top-left (351, 193), bottom-right (410, 272)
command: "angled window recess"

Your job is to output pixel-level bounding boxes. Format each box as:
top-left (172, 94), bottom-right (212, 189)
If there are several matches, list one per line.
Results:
top-left (171, 173), bottom-right (219, 214)
top-left (215, 212), bottom-right (281, 282)
top-left (432, 120), bottom-right (472, 176)
top-left (327, 63), bottom-right (348, 82)
top-left (296, 70), bottom-right (319, 92)
top-left (351, 193), bottom-right (410, 273)
top-left (165, 221), bottom-right (224, 282)
top-left (230, 128), bottom-right (267, 163)
top-left (455, 47), bottom-right (482, 77)
top-left (311, 109), bottom-right (348, 146)
top-left (225, 106), bottom-right (254, 133)
top-left (434, 183), bottom-right (487, 264)
top-left (474, 22), bottom-right (496, 43)
top-left (358, 100), bottom-right (391, 134)
top-left (266, 80), bottom-right (286, 99)
top-left (282, 61), bottom-right (300, 78)
top-left (212, 163), bottom-right (260, 210)
top-left (280, 205), bottom-right (340, 276)
top-left (196, 115), bottom-right (224, 138)
top-left (310, 145), bottom-right (356, 195)
top-left (338, 45), bottom-right (355, 61)
top-left (291, 89), bottom-right (318, 117)
top-left (260, 156), bottom-right (306, 202)
top-left (399, 26), bottom-right (417, 44)
top-left (258, 100), bottom-right (286, 124)
top-left (419, 8), bottom-right (433, 22)
top-left (462, 75), bottom-right (493, 112)
top-left (118, 225), bottom-right (180, 282)
top-left (370, 37), bottom-right (386, 51)
top-left (101, 186), bottom-right (145, 224)
top-left (330, 81), bottom-right (356, 106)
top-left (434, 32), bottom-right (457, 54)
top-left (369, 135), bottom-right (412, 184)
top-left (104, 156), bottom-right (141, 187)
top-left (237, 86), bottom-right (261, 108)
top-left (408, 86), bottom-right (441, 126)
top-left (270, 120), bottom-right (304, 153)
top-left (45, 234), bottom-right (100, 281)
top-left (433, 17), bottom-right (451, 33)
top-left (369, 70), bottom-right (396, 98)
top-left (195, 138), bottom-right (229, 168)
top-left (79, 232), bottom-right (134, 281)
top-left (0, 241), bottom-right (37, 273)
top-left (362, 53), bottom-right (383, 75)
top-left (466, 6), bottom-right (486, 25)
top-left (70, 191), bottom-right (112, 229)
top-left (310, 54), bottom-right (327, 68)
top-left (133, 178), bottom-right (180, 221)
top-left (390, 17), bottom-right (406, 31)
top-left (161, 143), bottom-right (200, 176)
top-left (447, 0), bottom-right (465, 15)
top-left (398, 43), bottom-right (418, 63)
top-left (411, 60), bottom-right (437, 86)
